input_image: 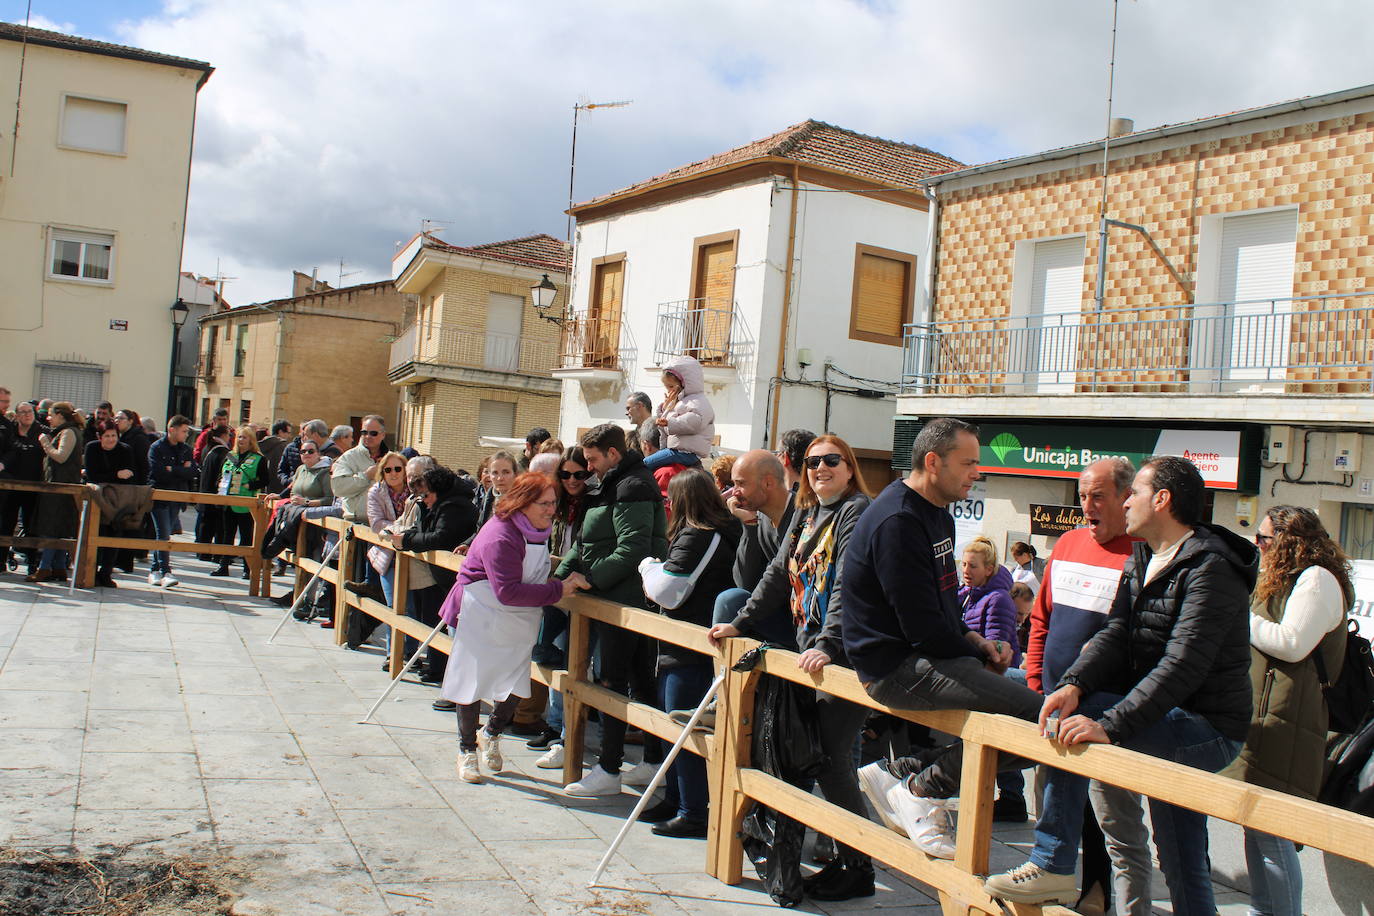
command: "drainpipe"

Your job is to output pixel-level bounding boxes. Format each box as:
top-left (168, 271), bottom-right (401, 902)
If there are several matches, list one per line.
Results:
top-left (922, 184), bottom-right (940, 325)
top-left (768, 164), bottom-right (801, 449)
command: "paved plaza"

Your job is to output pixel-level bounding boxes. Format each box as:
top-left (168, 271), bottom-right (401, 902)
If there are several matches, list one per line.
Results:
top-left (1, 556), bottom-right (1363, 915)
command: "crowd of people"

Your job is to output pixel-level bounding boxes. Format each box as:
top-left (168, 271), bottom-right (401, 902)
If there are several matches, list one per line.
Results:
top-left (1, 358), bottom-right (1362, 914)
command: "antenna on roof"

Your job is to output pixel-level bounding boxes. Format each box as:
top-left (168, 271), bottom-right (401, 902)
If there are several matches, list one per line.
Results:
top-left (338, 259), bottom-right (361, 287)
top-left (211, 258), bottom-right (237, 301)
top-left (568, 99), bottom-right (633, 241)
top-left (421, 218), bottom-right (452, 236)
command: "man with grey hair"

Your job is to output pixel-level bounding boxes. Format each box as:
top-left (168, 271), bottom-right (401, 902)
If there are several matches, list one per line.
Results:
top-left (624, 391), bottom-right (659, 454)
top-left (325, 425), bottom-right (353, 459)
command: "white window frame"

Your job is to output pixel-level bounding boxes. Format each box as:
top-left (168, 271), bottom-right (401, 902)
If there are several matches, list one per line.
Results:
top-left (58, 93), bottom-right (129, 156)
top-left (47, 227), bottom-right (116, 285)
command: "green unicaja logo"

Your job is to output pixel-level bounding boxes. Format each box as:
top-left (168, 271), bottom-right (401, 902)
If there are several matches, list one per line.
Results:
top-left (989, 432), bottom-right (1021, 463)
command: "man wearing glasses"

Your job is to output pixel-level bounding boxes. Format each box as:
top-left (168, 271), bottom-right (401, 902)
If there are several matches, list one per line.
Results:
top-left (331, 414), bottom-right (392, 593)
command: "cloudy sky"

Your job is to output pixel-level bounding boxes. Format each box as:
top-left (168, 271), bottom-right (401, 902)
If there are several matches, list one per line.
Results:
top-left (8, 0), bottom-right (1374, 304)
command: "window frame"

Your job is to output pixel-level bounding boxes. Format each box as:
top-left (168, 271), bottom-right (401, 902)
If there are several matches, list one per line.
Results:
top-left (58, 92), bottom-right (129, 156)
top-left (848, 243), bottom-right (916, 347)
top-left (47, 227), bottom-right (116, 285)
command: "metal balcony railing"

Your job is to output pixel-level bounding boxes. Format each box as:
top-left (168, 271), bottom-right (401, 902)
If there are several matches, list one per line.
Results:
top-left (901, 291), bottom-right (1374, 396)
top-left (558, 315), bottom-right (623, 371)
top-left (389, 321), bottom-right (556, 378)
top-left (197, 351), bottom-right (216, 380)
top-left (653, 298), bottom-right (745, 368)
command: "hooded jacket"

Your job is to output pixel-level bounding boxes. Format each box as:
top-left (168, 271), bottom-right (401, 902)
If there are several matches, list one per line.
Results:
top-left (1059, 523), bottom-right (1258, 744)
top-left (658, 355), bottom-right (715, 458)
top-left (400, 476), bottom-right (478, 590)
top-left (960, 566), bottom-right (1022, 668)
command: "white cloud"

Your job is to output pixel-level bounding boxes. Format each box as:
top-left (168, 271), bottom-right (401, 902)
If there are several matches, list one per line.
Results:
top-left (114, 0), bottom-right (1374, 305)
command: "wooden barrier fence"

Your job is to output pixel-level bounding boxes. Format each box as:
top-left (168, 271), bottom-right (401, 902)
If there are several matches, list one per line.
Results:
top-left (284, 514), bottom-right (1374, 916)
top-left (0, 479), bottom-right (270, 595)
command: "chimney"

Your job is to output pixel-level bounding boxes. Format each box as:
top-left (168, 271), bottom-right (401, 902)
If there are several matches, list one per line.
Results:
top-left (1108, 117), bottom-right (1134, 139)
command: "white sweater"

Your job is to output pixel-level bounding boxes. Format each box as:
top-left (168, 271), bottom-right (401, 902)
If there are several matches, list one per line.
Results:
top-left (1249, 565), bottom-right (1346, 663)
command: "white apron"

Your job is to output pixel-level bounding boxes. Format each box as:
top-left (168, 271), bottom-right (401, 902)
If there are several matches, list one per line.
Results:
top-left (440, 539), bottom-right (550, 705)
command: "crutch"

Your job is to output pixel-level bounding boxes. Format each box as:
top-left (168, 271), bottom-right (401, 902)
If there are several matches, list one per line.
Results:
top-left (266, 534), bottom-right (342, 644)
top-left (67, 495), bottom-right (92, 596)
top-left (588, 670), bottom-right (725, 888)
top-left (357, 618), bottom-right (448, 725)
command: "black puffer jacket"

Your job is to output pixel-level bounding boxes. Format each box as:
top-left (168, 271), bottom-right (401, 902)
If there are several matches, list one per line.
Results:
top-left (401, 477), bottom-right (478, 590)
top-left (651, 518), bottom-right (743, 670)
top-left (1060, 523), bottom-right (1258, 744)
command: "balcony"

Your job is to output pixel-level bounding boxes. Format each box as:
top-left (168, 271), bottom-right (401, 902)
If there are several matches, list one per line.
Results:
top-left (554, 314), bottom-right (625, 381)
top-left (197, 351), bottom-right (216, 381)
top-left (652, 299), bottom-right (752, 381)
top-left (899, 291), bottom-right (1374, 424)
top-left (388, 322), bottom-right (560, 393)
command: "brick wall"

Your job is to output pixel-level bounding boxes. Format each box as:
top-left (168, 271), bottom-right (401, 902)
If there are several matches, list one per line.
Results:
top-left (933, 109), bottom-right (1374, 394)
top-left (402, 379), bottom-right (559, 473)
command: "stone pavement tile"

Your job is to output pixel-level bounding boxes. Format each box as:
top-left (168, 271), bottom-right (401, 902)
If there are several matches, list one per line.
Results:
top-left (223, 842), bottom-right (392, 916)
top-left (259, 653), bottom-right (356, 683)
top-left (0, 688), bottom-right (90, 727)
top-left (92, 626), bottom-right (174, 653)
top-left (0, 776), bottom-right (77, 846)
top-left (21, 615), bottom-right (95, 638)
top-left (193, 730), bottom-right (311, 779)
top-left (0, 623), bottom-right (21, 646)
top-left (175, 638), bottom-right (255, 665)
top-left (309, 754), bottom-right (446, 810)
top-left (7, 634), bottom-right (96, 664)
top-left (389, 733), bottom-right (460, 782)
top-left (73, 806), bottom-right (216, 850)
top-left (86, 708), bottom-right (196, 752)
top-left (186, 693), bottom-right (290, 733)
top-left (92, 648), bottom-right (180, 678)
top-left (79, 751), bottom-right (205, 810)
top-left (495, 838), bottom-right (684, 916)
top-left (336, 807), bottom-right (509, 884)
top-left (435, 778), bottom-right (600, 843)
top-left (168, 621), bottom-right (241, 642)
top-left (286, 713), bottom-right (408, 758)
top-left (2, 728), bottom-right (85, 776)
top-left (0, 660), bottom-right (93, 691)
top-left (27, 597), bottom-right (100, 620)
top-left (88, 674), bottom-right (186, 710)
top-left (179, 664), bottom-right (269, 696)
top-left (205, 778), bottom-right (350, 845)
top-left (629, 871), bottom-right (787, 912)
top-left (376, 879), bottom-right (540, 915)
top-left (567, 808), bottom-right (711, 876)
top-left (268, 680), bottom-right (369, 716)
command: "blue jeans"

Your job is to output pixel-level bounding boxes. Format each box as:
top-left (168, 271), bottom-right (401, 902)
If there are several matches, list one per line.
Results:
top-left (1244, 828), bottom-right (1302, 916)
top-left (658, 663), bottom-right (714, 821)
top-left (713, 586), bottom-right (798, 647)
top-left (149, 503), bottom-right (179, 574)
top-left (643, 448), bottom-right (701, 471)
top-left (39, 548), bottom-right (68, 571)
top-left (1031, 692), bottom-right (1242, 916)
top-left (997, 667), bottom-right (1029, 800)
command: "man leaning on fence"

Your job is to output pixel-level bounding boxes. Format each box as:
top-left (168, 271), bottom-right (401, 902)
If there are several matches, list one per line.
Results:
top-left (147, 416), bottom-right (198, 588)
top-left (984, 455), bottom-right (1256, 912)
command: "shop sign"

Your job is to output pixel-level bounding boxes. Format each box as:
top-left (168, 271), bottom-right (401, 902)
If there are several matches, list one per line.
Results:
top-left (947, 480), bottom-right (987, 554)
top-left (1029, 503), bottom-right (1086, 537)
top-left (978, 423), bottom-right (1247, 490)
top-left (1353, 559), bottom-right (1374, 643)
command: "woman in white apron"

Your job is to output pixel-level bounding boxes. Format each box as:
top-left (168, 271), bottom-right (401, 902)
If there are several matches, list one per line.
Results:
top-left (438, 472), bottom-right (589, 783)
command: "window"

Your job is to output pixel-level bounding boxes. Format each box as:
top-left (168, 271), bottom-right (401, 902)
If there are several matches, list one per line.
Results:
top-left (199, 398), bottom-right (209, 426)
top-left (233, 325), bottom-right (248, 376)
top-left (49, 229), bottom-right (114, 282)
top-left (1342, 504), bottom-right (1374, 562)
top-left (476, 399), bottom-right (516, 439)
top-left (849, 244), bottom-right (916, 346)
top-left (485, 292), bottom-right (524, 372)
top-left (60, 95), bottom-right (127, 154)
top-left (239, 400), bottom-right (252, 425)
top-left (36, 360), bottom-right (106, 405)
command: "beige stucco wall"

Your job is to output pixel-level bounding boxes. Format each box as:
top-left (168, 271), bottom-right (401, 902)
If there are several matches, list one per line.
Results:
top-left (0, 38), bottom-right (203, 416)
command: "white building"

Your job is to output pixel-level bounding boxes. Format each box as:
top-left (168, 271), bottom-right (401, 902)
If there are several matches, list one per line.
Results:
top-left (556, 120), bottom-right (961, 484)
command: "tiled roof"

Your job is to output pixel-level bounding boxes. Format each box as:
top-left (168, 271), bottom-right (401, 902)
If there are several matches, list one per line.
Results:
top-left (577, 120), bottom-right (963, 208)
top-left (425, 233), bottom-right (571, 273)
top-left (0, 22), bottom-right (213, 78)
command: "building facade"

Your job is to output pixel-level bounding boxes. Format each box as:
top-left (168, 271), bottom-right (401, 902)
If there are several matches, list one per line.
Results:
top-left (196, 275), bottom-right (412, 434)
top-left (559, 120), bottom-right (962, 486)
top-left (898, 84), bottom-right (1374, 616)
top-left (389, 234), bottom-right (569, 473)
top-left (0, 23), bottom-right (211, 417)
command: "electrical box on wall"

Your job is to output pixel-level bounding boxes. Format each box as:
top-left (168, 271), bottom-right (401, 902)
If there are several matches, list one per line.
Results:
top-left (1265, 426), bottom-right (1291, 464)
top-left (1234, 496), bottom-right (1257, 529)
top-left (1333, 433), bottom-right (1362, 473)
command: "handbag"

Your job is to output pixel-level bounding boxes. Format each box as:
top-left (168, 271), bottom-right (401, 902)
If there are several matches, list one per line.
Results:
top-left (1314, 618), bottom-right (1374, 734)
top-left (637, 532), bottom-right (720, 610)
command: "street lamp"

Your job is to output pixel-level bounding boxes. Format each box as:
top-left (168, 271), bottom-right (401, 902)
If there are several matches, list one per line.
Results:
top-left (530, 274), bottom-right (562, 325)
top-left (165, 298), bottom-right (190, 421)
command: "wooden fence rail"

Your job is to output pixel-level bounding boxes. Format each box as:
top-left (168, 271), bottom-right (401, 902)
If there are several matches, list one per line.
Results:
top-left (282, 514), bottom-right (1374, 915)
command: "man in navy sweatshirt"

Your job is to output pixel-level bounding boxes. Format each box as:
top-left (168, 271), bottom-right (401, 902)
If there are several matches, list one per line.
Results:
top-left (842, 417), bottom-right (1043, 859)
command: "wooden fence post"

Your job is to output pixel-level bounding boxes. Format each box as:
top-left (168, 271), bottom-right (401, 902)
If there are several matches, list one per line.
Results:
top-left (292, 515), bottom-right (308, 604)
top-left (75, 495), bottom-right (100, 589)
top-left (946, 737), bottom-right (999, 916)
top-left (247, 502), bottom-right (267, 598)
top-left (561, 604), bottom-right (592, 787)
top-left (705, 637), bottom-right (757, 884)
top-left (386, 539), bottom-right (409, 667)
top-left (334, 525), bottom-right (353, 645)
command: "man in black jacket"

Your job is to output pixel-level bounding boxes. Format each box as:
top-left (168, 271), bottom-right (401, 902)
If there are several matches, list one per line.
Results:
top-left (984, 456), bottom-right (1256, 911)
top-left (147, 416), bottom-right (198, 587)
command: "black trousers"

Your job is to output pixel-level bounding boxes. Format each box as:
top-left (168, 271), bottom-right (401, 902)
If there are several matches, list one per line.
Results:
top-left (592, 621), bottom-right (662, 774)
top-left (0, 488), bottom-right (38, 571)
top-left (217, 511), bottom-right (253, 569)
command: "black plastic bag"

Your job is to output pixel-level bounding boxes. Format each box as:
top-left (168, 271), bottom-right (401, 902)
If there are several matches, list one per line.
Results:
top-left (1321, 713), bottom-right (1374, 817)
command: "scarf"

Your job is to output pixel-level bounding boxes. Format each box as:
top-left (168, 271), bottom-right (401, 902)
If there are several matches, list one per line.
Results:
top-left (512, 510), bottom-right (552, 544)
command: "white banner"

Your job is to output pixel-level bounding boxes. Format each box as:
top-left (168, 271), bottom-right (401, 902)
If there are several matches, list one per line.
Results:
top-left (1351, 559), bottom-right (1374, 643)
top-left (947, 480), bottom-right (988, 556)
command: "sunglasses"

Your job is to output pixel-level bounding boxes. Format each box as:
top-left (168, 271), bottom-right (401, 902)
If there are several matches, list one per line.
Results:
top-left (558, 469), bottom-right (592, 480)
top-left (361, 430), bottom-right (382, 437)
top-left (804, 453), bottom-right (845, 470)
top-left (300, 448), bottom-right (318, 455)
top-left (382, 465), bottom-right (405, 474)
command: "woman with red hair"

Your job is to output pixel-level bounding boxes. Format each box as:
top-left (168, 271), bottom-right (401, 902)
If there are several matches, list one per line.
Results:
top-left (437, 472), bottom-right (589, 783)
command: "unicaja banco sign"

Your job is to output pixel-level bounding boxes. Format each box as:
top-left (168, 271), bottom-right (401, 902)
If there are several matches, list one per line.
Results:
top-left (979, 423), bottom-right (1252, 491)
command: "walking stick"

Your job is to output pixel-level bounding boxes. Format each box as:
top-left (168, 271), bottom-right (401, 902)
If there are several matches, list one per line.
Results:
top-left (588, 671), bottom-right (726, 888)
top-left (266, 534), bottom-right (342, 644)
top-left (357, 618), bottom-right (448, 725)
top-left (67, 495), bottom-right (92, 596)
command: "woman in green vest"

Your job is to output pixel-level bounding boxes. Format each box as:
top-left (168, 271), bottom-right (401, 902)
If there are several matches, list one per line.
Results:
top-left (1230, 505), bottom-right (1353, 916)
top-left (212, 425), bottom-right (271, 579)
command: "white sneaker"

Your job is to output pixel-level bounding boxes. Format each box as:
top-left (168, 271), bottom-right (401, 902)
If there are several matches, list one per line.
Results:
top-left (983, 862), bottom-right (1077, 904)
top-left (857, 760), bottom-right (908, 836)
top-left (535, 744), bottom-right (565, 769)
top-left (563, 765), bottom-right (622, 797)
top-left (148, 572), bottom-right (164, 587)
top-left (887, 786), bottom-right (957, 859)
top-left (456, 751), bottom-right (481, 784)
top-left (480, 731), bottom-right (503, 773)
top-left (161, 574), bottom-right (179, 588)
top-left (620, 761), bottom-right (657, 788)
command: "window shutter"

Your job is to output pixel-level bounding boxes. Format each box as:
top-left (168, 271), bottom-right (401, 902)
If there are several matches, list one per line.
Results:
top-left (854, 253), bottom-right (910, 338)
top-left (37, 362), bottom-right (106, 406)
top-left (476, 400), bottom-right (516, 439)
top-left (61, 97), bottom-right (127, 154)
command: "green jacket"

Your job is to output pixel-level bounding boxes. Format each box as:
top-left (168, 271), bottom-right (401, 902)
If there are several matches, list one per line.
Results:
top-left (555, 450), bottom-right (667, 609)
top-left (218, 452), bottom-right (268, 514)
top-left (1226, 578), bottom-right (1347, 800)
